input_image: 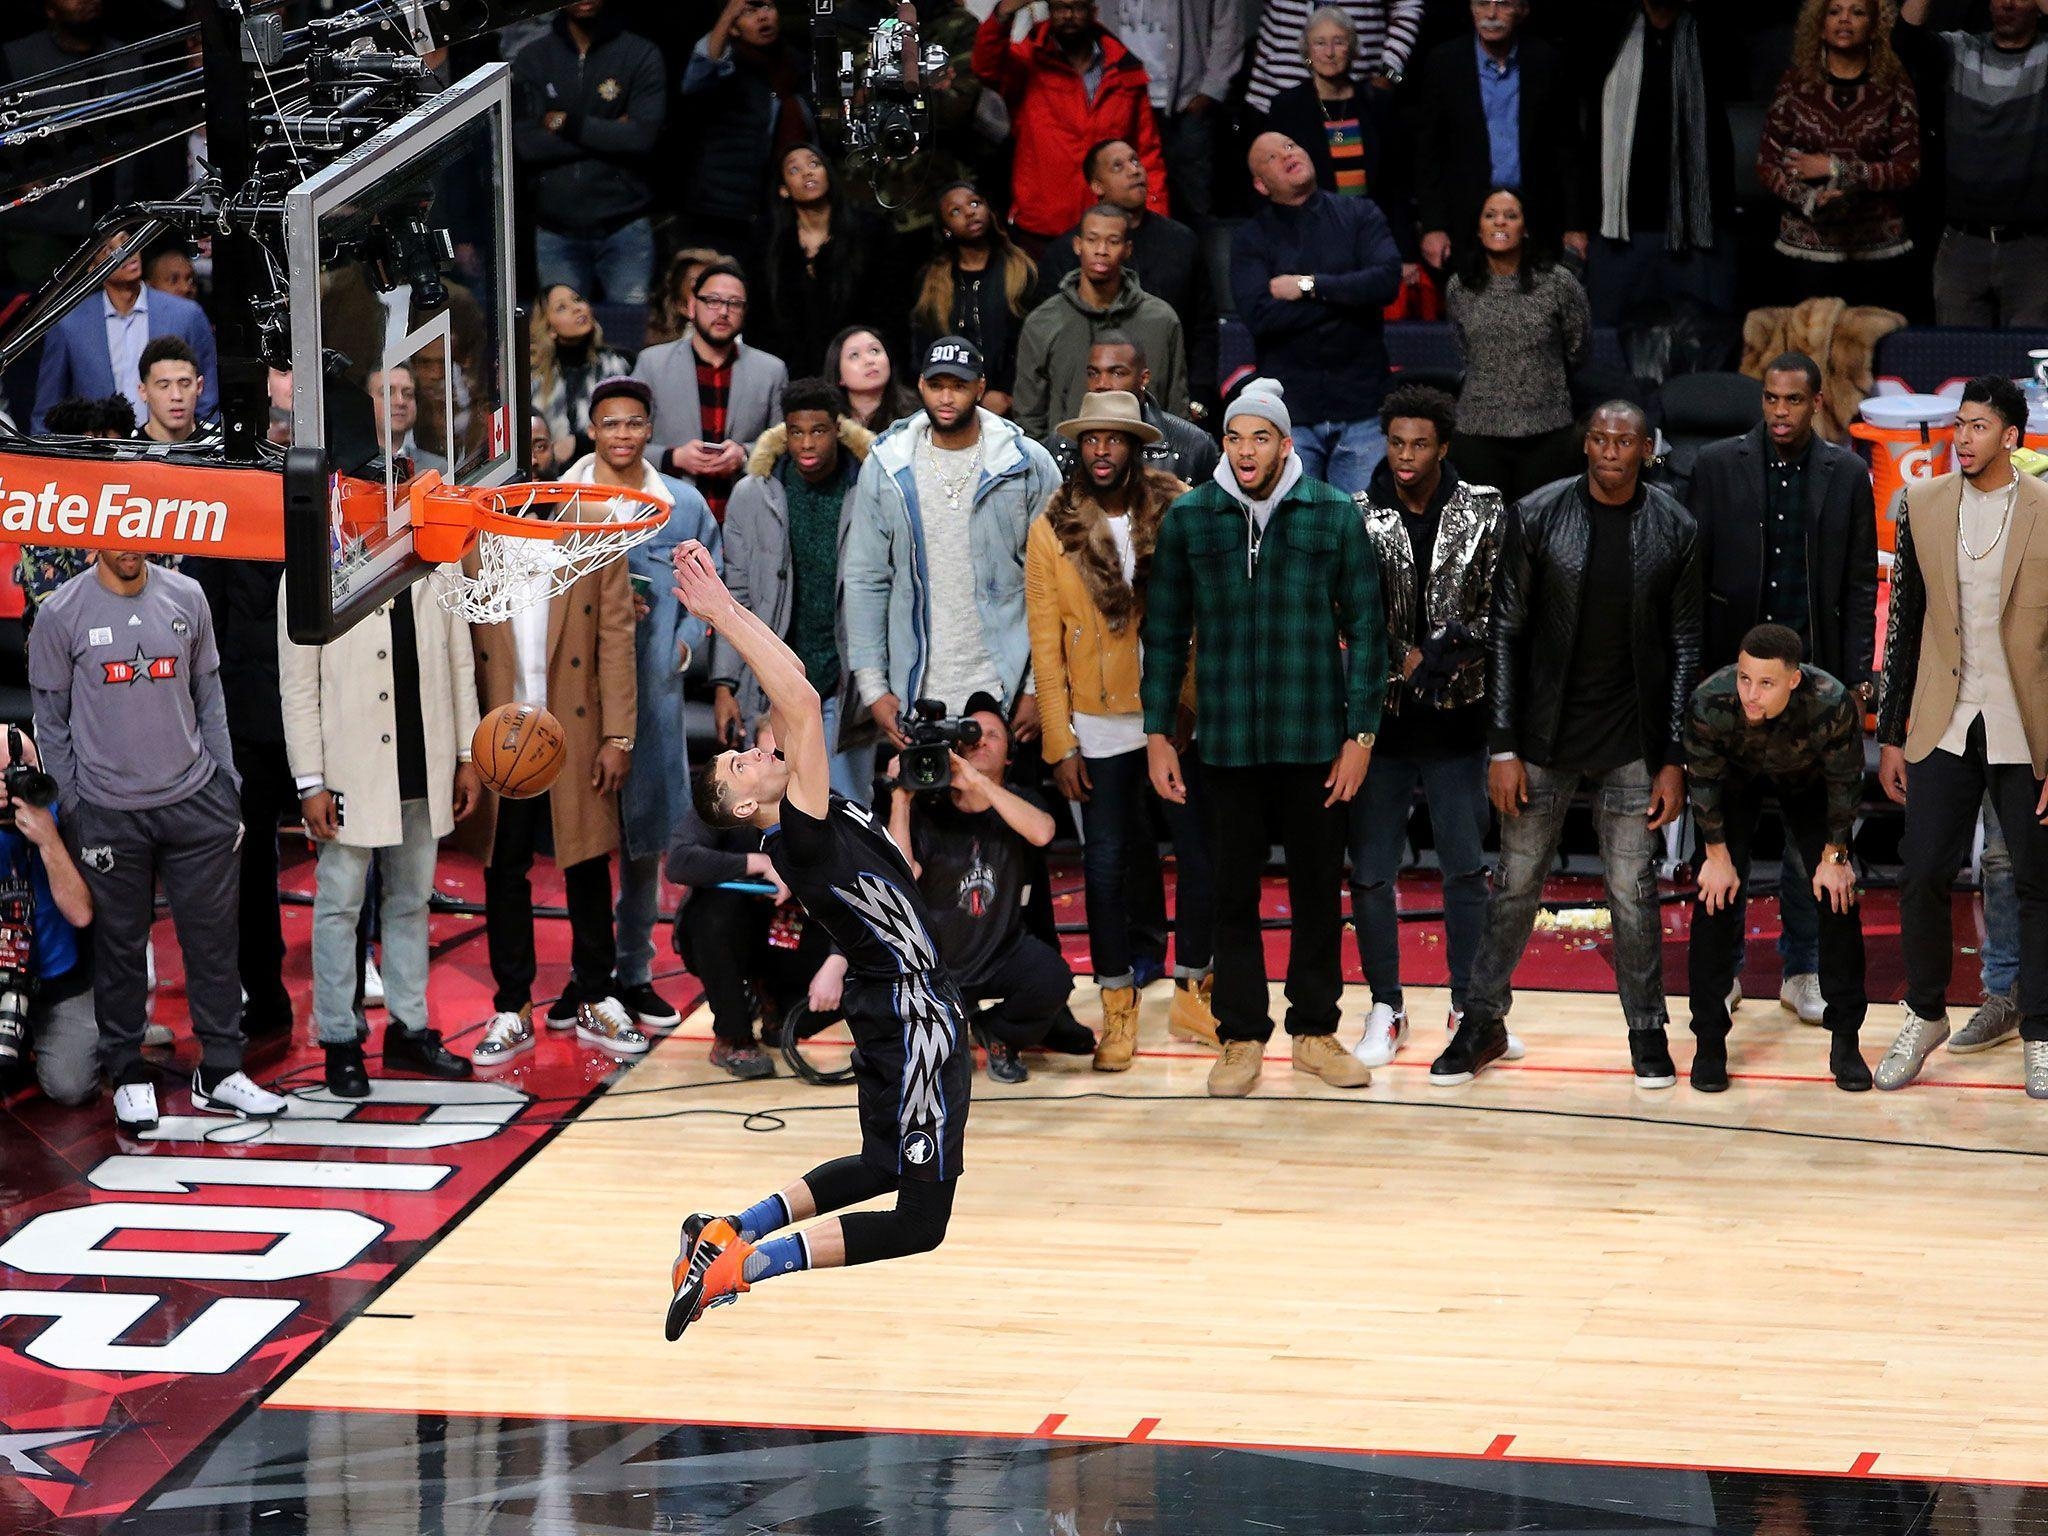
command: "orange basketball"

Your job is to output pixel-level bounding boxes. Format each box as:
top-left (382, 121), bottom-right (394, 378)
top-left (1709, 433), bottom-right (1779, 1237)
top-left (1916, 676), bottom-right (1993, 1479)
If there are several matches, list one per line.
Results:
top-left (472, 703), bottom-right (567, 800)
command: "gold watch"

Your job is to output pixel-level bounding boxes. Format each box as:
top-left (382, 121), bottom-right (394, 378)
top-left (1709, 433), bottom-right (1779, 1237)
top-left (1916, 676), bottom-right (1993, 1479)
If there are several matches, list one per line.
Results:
top-left (1352, 731), bottom-right (1376, 749)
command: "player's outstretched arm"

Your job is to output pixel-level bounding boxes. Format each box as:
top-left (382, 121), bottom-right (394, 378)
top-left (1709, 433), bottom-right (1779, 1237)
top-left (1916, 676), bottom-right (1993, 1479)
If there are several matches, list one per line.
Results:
top-left (673, 540), bottom-right (829, 818)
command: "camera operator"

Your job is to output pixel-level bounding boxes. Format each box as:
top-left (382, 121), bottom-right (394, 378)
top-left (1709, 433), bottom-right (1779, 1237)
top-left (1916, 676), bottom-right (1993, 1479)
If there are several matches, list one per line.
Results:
top-left (884, 694), bottom-right (1077, 1083)
top-left (0, 729), bottom-right (98, 1109)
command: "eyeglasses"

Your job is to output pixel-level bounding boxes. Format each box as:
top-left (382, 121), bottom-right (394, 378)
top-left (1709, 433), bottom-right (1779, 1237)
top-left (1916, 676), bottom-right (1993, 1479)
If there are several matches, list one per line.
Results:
top-left (695, 295), bottom-right (747, 314)
top-left (594, 416), bottom-right (650, 432)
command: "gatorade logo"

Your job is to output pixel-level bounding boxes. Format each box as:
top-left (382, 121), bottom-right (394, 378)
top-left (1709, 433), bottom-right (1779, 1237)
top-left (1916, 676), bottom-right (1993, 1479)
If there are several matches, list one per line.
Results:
top-left (0, 475), bottom-right (228, 546)
top-left (1892, 443), bottom-right (1940, 481)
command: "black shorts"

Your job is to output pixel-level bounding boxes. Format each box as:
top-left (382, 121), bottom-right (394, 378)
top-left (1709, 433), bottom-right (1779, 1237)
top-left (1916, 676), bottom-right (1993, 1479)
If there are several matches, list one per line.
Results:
top-left (845, 972), bottom-right (972, 1183)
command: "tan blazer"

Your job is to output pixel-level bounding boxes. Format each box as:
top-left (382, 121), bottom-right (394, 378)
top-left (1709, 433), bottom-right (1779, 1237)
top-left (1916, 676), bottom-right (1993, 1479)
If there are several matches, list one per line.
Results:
top-left (461, 556), bottom-right (637, 869)
top-left (278, 580), bottom-right (480, 849)
top-left (1885, 471), bottom-right (2048, 776)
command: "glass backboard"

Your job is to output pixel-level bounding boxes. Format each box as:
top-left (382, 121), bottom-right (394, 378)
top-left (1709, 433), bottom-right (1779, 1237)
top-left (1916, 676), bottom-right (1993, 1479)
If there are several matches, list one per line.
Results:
top-left (282, 64), bottom-right (519, 642)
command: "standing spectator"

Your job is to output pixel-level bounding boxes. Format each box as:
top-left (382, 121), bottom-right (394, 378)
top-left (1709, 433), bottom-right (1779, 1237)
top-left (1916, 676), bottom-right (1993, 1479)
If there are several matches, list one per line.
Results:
top-left (679, 0), bottom-right (817, 259)
top-left (279, 582), bottom-right (482, 1098)
top-left (530, 285), bottom-right (633, 468)
top-left (1097, 0), bottom-right (1246, 223)
top-left (885, 698), bottom-right (1078, 1083)
top-left (644, 247), bottom-right (735, 350)
top-left (1873, 377), bottom-right (2048, 1098)
top-left (1029, 140), bottom-right (1220, 416)
top-left (1014, 205), bottom-right (1189, 439)
top-left (1348, 385), bottom-right (1511, 1069)
top-left (1585, 0), bottom-right (1742, 326)
top-left (1954, 798), bottom-right (2022, 1052)
top-left (714, 378), bottom-right (874, 799)
top-left (144, 244), bottom-right (199, 303)
top-left (1435, 403), bottom-right (1700, 1088)
top-left (1684, 625), bottom-right (1873, 1092)
top-left (32, 232), bottom-right (218, 433)
top-left (1758, 0), bottom-right (1922, 310)
top-left (1686, 352), bottom-right (1878, 1027)
top-left (974, 0), bottom-right (1170, 252)
top-left (632, 262), bottom-right (788, 522)
top-left (511, 0), bottom-right (665, 307)
top-left (463, 506), bottom-right (646, 1067)
top-left (1043, 334), bottom-right (1218, 485)
top-left (133, 338), bottom-right (218, 447)
top-left (1411, 0), bottom-right (1589, 269)
top-left (910, 183), bottom-right (1039, 418)
top-left (1231, 133), bottom-right (1404, 494)
top-left (0, 730), bottom-right (98, 1110)
top-left (1900, 0), bottom-right (2048, 326)
top-left (1244, 0), bottom-right (1425, 115)
top-left (366, 363), bottom-right (444, 476)
top-left (29, 552), bottom-right (286, 1131)
top-left (2, 0), bottom-right (128, 287)
top-left (841, 337), bottom-right (1061, 750)
top-left (1026, 391), bottom-right (1216, 1070)
top-left (1444, 187), bottom-right (1592, 504)
top-left (754, 147), bottom-right (904, 385)
top-left (1142, 378), bottom-right (1386, 1099)
top-left (824, 326), bottom-right (919, 434)
top-left (1266, 9), bottom-right (1392, 207)
top-left (18, 396), bottom-right (136, 632)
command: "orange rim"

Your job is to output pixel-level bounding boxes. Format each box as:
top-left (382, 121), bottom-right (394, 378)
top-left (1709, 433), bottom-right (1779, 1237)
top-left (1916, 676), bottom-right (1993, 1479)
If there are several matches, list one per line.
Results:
top-left (407, 473), bottom-right (670, 564)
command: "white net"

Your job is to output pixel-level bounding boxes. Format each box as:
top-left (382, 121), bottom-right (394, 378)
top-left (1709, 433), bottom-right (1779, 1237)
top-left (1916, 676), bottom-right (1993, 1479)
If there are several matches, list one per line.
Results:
top-left (430, 487), bottom-right (665, 625)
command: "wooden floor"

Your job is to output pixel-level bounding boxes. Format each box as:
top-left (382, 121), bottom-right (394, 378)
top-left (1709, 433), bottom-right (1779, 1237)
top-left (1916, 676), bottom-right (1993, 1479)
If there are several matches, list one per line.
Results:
top-left (271, 982), bottom-right (2048, 1485)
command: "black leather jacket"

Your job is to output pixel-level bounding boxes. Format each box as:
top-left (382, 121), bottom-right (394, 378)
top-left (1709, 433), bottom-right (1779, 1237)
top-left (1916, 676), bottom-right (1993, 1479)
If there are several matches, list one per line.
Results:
top-left (1487, 475), bottom-right (1703, 768)
top-left (1045, 396), bottom-right (1218, 487)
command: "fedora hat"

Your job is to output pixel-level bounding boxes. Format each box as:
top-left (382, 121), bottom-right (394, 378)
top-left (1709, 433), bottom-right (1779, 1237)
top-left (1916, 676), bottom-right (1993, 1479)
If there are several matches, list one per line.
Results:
top-left (1055, 389), bottom-right (1163, 446)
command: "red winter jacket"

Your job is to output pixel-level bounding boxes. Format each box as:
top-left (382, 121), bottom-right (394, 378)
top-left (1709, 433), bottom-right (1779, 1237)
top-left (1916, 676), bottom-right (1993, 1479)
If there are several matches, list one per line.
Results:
top-left (973, 14), bottom-right (1170, 238)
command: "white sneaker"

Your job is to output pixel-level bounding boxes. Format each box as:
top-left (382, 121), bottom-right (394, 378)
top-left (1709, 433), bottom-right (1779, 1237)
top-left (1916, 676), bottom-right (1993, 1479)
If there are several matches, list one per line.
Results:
top-left (146, 939), bottom-right (156, 992)
top-left (113, 1081), bottom-right (159, 1134)
top-left (575, 996), bottom-right (650, 1057)
top-left (190, 1070), bottom-right (286, 1118)
top-left (1351, 1003), bottom-right (1408, 1067)
top-left (1448, 1007), bottom-right (1526, 1061)
top-left (362, 954), bottom-right (386, 1008)
top-left (143, 1022), bottom-right (173, 1048)
top-left (1779, 973), bottom-right (1825, 1025)
top-left (1725, 979), bottom-right (1742, 1016)
top-left (471, 1009), bottom-right (535, 1066)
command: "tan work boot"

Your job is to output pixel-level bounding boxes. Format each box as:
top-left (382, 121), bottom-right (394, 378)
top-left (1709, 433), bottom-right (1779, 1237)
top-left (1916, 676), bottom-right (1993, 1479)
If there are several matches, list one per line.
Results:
top-left (1093, 986), bottom-right (1141, 1072)
top-left (1292, 1031), bottom-right (1372, 1088)
top-left (1168, 974), bottom-right (1221, 1050)
top-left (1206, 1038), bottom-right (1264, 1097)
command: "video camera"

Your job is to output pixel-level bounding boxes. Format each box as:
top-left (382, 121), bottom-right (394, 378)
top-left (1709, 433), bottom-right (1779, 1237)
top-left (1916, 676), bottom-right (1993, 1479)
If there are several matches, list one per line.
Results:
top-left (896, 698), bottom-right (982, 793)
top-left (813, 0), bottom-right (950, 187)
top-left (0, 726), bottom-right (57, 833)
top-left (0, 726), bottom-right (50, 1066)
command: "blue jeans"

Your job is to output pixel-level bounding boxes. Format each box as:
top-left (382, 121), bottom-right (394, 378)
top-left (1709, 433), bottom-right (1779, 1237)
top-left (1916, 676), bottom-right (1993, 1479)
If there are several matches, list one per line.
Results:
top-left (1467, 758), bottom-right (1669, 1034)
top-left (821, 693), bottom-right (867, 803)
top-left (1982, 791), bottom-right (2020, 996)
top-left (1348, 749), bottom-right (1490, 1014)
top-left (311, 800), bottom-right (439, 1044)
top-left (1077, 744), bottom-right (1214, 986)
top-left (1291, 418), bottom-right (1386, 496)
top-left (534, 217), bottom-right (655, 307)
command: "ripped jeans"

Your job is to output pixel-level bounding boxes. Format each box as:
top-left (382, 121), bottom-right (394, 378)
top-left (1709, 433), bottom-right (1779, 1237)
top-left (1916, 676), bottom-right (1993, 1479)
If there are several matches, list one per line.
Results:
top-left (1464, 757), bottom-right (1670, 1034)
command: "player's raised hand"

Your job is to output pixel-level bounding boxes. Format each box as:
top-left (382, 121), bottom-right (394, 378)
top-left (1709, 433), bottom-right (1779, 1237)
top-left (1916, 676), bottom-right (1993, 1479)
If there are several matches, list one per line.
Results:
top-left (671, 540), bottom-right (731, 623)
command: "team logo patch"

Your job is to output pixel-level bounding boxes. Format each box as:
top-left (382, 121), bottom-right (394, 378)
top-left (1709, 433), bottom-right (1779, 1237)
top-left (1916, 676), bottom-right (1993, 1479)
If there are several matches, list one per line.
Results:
top-left (903, 1131), bottom-right (935, 1167)
top-left (171, 616), bottom-right (189, 635)
top-left (80, 845), bottom-right (114, 873)
top-left (598, 77), bottom-right (620, 101)
top-left (102, 647), bottom-right (177, 685)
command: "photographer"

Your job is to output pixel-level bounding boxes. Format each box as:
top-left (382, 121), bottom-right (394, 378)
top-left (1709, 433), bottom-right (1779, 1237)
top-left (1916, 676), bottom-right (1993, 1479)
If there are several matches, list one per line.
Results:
top-left (0, 729), bottom-right (98, 1110)
top-left (884, 694), bottom-right (1076, 1083)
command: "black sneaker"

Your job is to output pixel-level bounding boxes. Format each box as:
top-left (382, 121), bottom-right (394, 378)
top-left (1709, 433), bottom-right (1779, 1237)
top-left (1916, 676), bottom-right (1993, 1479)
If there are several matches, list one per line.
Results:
top-left (1630, 1028), bottom-right (1678, 1089)
top-left (983, 1034), bottom-right (1030, 1083)
top-left (324, 1042), bottom-right (370, 1099)
top-left (619, 982), bottom-right (682, 1029)
top-left (545, 990), bottom-right (582, 1032)
top-left (1831, 1031), bottom-right (1873, 1093)
top-left (1430, 1015), bottom-right (1509, 1085)
top-left (1040, 1012), bottom-right (1097, 1055)
top-left (383, 1026), bottom-right (474, 1081)
top-left (1688, 1031), bottom-right (1730, 1093)
top-left (709, 1039), bottom-right (775, 1080)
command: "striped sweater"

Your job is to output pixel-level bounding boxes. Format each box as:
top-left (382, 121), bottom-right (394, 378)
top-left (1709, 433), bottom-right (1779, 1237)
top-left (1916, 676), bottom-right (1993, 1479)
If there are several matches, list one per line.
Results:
top-left (1244, 0), bottom-right (1424, 114)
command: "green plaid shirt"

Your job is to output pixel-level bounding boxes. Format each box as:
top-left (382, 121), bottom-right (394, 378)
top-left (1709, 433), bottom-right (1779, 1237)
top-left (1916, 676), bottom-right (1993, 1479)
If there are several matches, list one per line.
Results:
top-left (1142, 475), bottom-right (1386, 768)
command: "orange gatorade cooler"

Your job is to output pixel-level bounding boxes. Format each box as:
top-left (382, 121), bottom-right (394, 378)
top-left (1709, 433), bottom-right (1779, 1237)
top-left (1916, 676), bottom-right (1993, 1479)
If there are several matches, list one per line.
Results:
top-left (1851, 393), bottom-right (1956, 553)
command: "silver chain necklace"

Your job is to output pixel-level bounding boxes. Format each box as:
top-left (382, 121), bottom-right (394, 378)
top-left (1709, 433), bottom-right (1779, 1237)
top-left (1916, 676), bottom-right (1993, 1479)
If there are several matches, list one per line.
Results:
top-left (1959, 468), bottom-right (2018, 562)
top-left (923, 442), bottom-right (981, 513)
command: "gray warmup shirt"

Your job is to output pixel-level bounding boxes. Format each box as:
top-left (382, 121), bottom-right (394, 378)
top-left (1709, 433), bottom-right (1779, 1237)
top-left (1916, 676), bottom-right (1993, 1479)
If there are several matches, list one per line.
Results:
top-left (28, 564), bottom-right (238, 810)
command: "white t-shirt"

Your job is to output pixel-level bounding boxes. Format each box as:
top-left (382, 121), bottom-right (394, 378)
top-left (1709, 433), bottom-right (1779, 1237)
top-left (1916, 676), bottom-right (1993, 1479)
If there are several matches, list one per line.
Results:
top-left (1072, 512), bottom-right (1148, 760)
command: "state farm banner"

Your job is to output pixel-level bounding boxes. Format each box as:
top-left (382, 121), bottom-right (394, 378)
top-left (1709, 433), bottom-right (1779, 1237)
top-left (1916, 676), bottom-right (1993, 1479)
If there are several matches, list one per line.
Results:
top-left (0, 451), bottom-right (284, 561)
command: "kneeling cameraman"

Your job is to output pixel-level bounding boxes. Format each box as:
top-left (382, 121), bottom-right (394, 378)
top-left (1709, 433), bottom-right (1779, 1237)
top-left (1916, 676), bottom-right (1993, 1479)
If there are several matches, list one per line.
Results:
top-left (885, 694), bottom-right (1077, 1082)
top-left (0, 728), bottom-right (97, 1107)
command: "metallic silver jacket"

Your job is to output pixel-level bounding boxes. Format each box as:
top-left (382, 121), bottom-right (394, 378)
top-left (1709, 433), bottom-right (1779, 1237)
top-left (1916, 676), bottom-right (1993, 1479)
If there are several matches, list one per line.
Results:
top-left (1355, 476), bottom-right (1505, 715)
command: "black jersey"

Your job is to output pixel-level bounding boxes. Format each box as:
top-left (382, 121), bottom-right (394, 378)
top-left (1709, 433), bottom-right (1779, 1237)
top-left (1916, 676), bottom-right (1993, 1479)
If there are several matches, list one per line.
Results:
top-left (764, 794), bottom-right (945, 981)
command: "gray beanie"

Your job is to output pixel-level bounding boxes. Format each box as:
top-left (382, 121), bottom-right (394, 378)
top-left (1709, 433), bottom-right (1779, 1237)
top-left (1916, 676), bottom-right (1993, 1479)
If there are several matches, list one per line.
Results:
top-left (1226, 376), bottom-right (1292, 437)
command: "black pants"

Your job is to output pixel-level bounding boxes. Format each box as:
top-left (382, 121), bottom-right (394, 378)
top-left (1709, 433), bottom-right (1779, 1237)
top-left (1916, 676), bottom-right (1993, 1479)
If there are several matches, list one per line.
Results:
top-left (1204, 761), bottom-right (1347, 1043)
top-left (1453, 427), bottom-right (1583, 508)
top-left (961, 934), bottom-right (1074, 1049)
top-left (484, 792), bottom-right (615, 1014)
top-left (1687, 774), bottom-right (1866, 1037)
top-left (804, 1153), bottom-right (955, 1264)
top-left (1900, 719), bottom-right (2048, 1041)
top-left (232, 733), bottom-right (296, 1026)
top-left (673, 887), bottom-right (830, 1045)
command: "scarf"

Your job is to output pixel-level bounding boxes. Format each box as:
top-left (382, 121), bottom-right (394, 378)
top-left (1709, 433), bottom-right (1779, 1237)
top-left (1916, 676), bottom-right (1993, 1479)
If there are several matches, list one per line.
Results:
top-left (1599, 8), bottom-right (1715, 252)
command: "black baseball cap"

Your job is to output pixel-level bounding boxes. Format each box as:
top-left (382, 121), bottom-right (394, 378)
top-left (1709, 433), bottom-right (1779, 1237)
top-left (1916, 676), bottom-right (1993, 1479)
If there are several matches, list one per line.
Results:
top-left (961, 690), bottom-right (1005, 721)
top-left (922, 336), bottom-right (985, 382)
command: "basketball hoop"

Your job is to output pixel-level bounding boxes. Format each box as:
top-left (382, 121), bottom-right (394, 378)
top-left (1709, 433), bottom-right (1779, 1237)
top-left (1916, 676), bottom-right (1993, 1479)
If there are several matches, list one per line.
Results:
top-left (409, 475), bottom-right (671, 625)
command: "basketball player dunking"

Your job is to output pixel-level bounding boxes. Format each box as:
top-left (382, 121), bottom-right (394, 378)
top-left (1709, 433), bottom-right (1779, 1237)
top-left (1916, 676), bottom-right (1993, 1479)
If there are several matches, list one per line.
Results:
top-left (664, 540), bottom-right (971, 1339)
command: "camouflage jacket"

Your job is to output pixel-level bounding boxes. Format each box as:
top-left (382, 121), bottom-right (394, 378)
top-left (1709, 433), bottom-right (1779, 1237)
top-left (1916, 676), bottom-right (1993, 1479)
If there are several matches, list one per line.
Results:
top-left (1682, 663), bottom-right (1863, 847)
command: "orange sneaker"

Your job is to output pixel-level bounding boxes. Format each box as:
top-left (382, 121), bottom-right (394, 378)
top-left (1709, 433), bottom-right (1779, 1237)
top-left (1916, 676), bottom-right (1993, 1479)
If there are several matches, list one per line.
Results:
top-left (670, 1212), bottom-right (723, 1293)
top-left (665, 1219), bottom-right (755, 1340)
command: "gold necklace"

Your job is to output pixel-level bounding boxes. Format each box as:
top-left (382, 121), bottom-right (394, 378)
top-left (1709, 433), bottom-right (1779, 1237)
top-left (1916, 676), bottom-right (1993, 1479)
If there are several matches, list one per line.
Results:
top-left (1959, 469), bottom-right (2018, 562)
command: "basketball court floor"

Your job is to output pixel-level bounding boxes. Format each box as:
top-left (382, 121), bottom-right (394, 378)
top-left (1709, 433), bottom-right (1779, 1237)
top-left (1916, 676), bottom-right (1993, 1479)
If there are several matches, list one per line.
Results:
top-left (3, 857), bottom-right (2045, 1534)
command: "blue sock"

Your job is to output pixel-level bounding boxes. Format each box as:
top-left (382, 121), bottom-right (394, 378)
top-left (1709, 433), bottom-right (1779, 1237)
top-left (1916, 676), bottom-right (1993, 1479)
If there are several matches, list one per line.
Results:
top-left (734, 1193), bottom-right (789, 1242)
top-left (741, 1232), bottom-right (810, 1284)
